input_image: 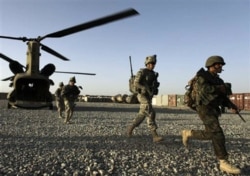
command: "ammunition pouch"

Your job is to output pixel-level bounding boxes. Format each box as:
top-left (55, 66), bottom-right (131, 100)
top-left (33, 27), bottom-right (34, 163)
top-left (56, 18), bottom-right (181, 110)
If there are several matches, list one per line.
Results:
top-left (154, 81), bottom-right (160, 88)
top-left (152, 81), bottom-right (160, 95)
top-left (153, 88), bottom-right (158, 95)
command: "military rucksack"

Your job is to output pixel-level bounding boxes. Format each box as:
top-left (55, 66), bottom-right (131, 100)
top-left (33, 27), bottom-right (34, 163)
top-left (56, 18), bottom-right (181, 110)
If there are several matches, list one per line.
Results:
top-left (129, 75), bottom-right (137, 94)
top-left (129, 68), bottom-right (145, 94)
top-left (184, 68), bottom-right (206, 111)
top-left (184, 73), bottom-right (199, 111)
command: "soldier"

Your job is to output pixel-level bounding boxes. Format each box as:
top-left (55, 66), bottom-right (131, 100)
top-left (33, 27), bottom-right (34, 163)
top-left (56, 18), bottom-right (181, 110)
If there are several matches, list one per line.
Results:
top-left (181, 56), bottom-right (241, 174)
top-left (61, 76), bottom-right (80, 124)
top-left (54, 82), bottom-right (64, 118)
top-left (126, 55), bottom-right (163, 143)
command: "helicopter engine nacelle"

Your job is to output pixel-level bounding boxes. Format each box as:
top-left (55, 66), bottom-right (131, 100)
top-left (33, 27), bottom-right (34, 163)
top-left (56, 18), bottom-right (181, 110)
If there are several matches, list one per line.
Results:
top-left (9, 61), bottom-right (24, 74)
top-left (40, 63), bottom-right (56, 77)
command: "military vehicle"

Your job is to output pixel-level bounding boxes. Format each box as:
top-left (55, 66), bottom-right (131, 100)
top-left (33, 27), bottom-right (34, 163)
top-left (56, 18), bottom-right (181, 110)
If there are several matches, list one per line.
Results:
top-left (0, 8), bottom-right (139, 109)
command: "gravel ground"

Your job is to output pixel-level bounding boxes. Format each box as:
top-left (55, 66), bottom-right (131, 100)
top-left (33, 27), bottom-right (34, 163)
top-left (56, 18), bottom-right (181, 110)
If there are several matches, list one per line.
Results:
top-left (0, 100), bottom-right (249, 176)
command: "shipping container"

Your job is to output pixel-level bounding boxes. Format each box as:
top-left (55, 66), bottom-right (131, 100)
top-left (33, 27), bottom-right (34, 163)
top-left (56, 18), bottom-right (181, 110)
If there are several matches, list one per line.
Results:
top-left (162, 95), bottom-right (169, 106)
top-left (243, 93), bottom-right (250, 110)
top-left (152, 97), bottom-right (156, 105)
top-left (155, 95), bottom-right (162, 106)
top-left (176, 94), bottom-right (185, 107)
top-left (168, 94), bottom-right (177, 107)
top-left (229, 93), bottom-right (244, 110)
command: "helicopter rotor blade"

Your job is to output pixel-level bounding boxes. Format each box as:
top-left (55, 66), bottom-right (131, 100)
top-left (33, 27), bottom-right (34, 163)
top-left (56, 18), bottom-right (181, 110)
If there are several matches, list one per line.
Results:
top-left (0, 52), bottom-right (16, 63)
top-left (2, 75), bottom-right (14, 81)
top-left (40, 43), bottom-right (70, 61)
top-left (0, 53), bottom-right (25, 68)
top-left (41, 8), bottom-right (139, 40)
top-left (55, 71), bottom-right (96, 76)
top-left (0, 36), bottom-right (28, 42)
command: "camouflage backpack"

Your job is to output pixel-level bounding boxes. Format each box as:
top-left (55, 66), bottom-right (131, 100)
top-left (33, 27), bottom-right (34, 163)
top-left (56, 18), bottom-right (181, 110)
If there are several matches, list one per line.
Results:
top-left (184, 68), bottom-right (210, 111)
top-left (184, 74), bottom-right (199, 111)
top-left (129, 75), bottom-right (137, 94)
top-left (129, 69), bottom-right (145, 94)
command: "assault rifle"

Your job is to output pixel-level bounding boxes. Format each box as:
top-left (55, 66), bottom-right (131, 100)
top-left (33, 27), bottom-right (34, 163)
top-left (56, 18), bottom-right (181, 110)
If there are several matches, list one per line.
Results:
top-left (143, 84), bottom-right (153, 97)
top-left (236, 111), bottom-right (246, 123)
top-left (143, 73), bottom-right (159, 97)
top-left (228, 100), bottom-right (246, 123)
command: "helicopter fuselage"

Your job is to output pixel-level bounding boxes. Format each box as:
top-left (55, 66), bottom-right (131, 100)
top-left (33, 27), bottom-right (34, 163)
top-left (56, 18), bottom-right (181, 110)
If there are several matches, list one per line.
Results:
top-left (7, 41), bottom-right (54, 109)
top-left (0, 8), bottom-right (139, 109)
top-left (7, 73), bottom-right (53, 109)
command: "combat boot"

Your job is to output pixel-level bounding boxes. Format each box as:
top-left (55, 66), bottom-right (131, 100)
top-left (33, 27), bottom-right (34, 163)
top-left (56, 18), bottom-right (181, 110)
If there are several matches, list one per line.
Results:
top-left (151, 130), bottom-right (163, 143)
top-left (181, 130), bottom-right (192, 147)
top-left (64, 114), bottom-right (70, 124)
top-left (127, 125), bottom-right (135, 137)
top-left (219, 160), bottom-right (241, 174)
top-left (58, 112), bottom-right (63, 118)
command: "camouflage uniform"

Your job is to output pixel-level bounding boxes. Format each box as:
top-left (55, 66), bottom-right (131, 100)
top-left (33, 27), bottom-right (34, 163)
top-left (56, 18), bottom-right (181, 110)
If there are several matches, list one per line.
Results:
top-left (133, 68), bottom-right (158, 131)
top-left (127, 55), bottom-right (163, 143)
top-left (193, 71), bottom-right (231, 159)
top-left (61, 77), bottom-right (80, 124)
top-left (182, 56), bottom-right (241, 174)
top-left (54, 82), bottom-right (64, 118)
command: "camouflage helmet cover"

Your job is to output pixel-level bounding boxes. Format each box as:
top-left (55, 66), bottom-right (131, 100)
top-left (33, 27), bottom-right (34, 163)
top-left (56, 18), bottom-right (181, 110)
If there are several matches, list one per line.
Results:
top-left (59, 82), bottom-right (64, 87)
top-left (69, 76), bottom-right (76, 83)
top-left (205, 55), bottom-right (226, 68)
top-left (145, 55), bottom-right (157, 66)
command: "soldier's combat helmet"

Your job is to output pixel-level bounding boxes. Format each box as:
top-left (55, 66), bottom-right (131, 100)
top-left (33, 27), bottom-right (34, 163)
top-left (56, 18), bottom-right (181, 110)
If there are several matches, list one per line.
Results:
top-left (69, 76), bottom-right (76, 83)
top-left (145, 55), bottom-right (157, 66)
top-left (59, 82), bottom-right (64, 87)
top-left (205, 55), bottom-right (226, 68)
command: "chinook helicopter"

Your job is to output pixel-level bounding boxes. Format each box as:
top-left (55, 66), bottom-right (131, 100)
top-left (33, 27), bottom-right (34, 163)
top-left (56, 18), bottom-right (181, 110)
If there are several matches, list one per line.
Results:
top-left (0, 8), bottom-right (139, 109)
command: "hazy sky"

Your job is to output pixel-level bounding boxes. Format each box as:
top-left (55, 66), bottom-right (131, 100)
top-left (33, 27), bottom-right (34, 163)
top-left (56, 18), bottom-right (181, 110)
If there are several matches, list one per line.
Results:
top-left (0, 0), bottom-right (249, 96)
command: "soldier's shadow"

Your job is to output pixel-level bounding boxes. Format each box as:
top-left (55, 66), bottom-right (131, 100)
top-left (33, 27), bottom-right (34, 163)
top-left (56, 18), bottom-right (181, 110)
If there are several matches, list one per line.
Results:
top-left (240, 165), bottom-right (250, 175)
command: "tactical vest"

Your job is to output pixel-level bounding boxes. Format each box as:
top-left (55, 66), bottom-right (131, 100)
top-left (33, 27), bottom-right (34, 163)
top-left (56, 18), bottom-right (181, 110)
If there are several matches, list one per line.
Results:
top-left (196, 69), bottom-right (229, 107)
top-left (61, 85), bottom-right (80, 100)
top-left (184, 68), bottom-right (232, 110)
top-left (130, 68), bottom-right (159, 95)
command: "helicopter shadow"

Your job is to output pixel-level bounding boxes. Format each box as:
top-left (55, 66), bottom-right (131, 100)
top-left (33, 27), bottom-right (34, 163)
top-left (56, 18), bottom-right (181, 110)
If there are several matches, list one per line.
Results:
top-left (73, 102), bottom-right (197, 114)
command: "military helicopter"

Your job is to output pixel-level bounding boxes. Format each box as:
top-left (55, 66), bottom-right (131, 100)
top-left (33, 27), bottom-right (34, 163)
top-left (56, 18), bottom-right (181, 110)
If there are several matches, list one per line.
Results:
top-left (0, 8), bottom-right (139, 109)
